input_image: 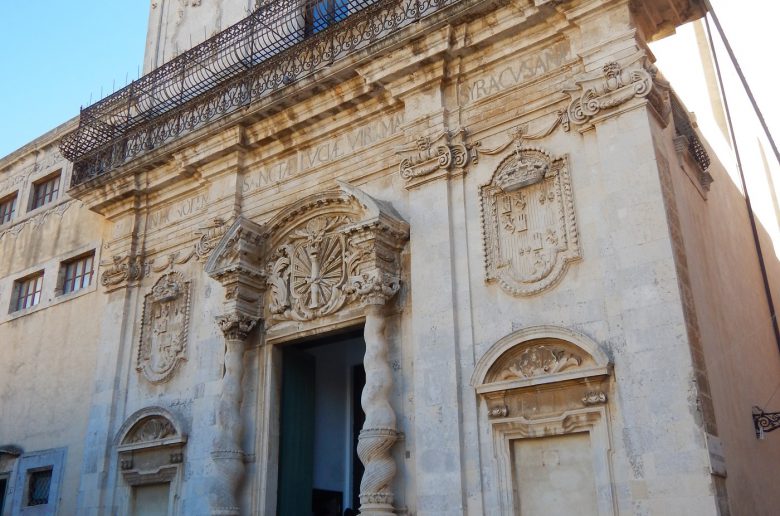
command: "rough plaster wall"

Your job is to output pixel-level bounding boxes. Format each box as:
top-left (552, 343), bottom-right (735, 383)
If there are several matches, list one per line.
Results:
top-left (0, 193), bottom-right (106, 515)
top-left (659, 124), bottom-right (780, 515)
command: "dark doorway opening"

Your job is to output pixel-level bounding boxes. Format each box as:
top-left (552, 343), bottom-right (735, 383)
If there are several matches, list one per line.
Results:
top-left (277, 330), bottom-right (366, 516)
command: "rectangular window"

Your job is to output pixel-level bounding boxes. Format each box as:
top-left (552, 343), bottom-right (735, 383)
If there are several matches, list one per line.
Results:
top-left (0, 192), bottom-right (17, 224)
top-left (26, 468), bottom-right (52, 506)
top-left (307, 0), bottom-right (354, 35)
top-left (61, 252), bottom-right (95, 294)
top-left (30, 173), bottom-right (61, 210)
top-left (13, 272), bottom-right (44, 312)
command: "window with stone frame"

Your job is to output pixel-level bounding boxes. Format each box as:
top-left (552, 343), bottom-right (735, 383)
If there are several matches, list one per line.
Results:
top-left (12, 272), bottom-right (44, 312)
top-left (26, 468), bottom-right (52, 507)
top-left (30, 172), bottom-right (61, 211)
top-left (60, 252), bottom-right (95, 295)
top-left (0, 192), bottom-right (17, 224)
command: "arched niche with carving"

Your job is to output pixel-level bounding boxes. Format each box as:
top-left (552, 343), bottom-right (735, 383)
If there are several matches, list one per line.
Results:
top-left (472, 327), bottom-right (616, 516)
top-left (115, 407), bottom-right (187, 491)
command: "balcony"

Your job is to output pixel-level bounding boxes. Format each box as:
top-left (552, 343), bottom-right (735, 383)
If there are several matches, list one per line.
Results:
top-left (60, 0), bottom-right (471, 186)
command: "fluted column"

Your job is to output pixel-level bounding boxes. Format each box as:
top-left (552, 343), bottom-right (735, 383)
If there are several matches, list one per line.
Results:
top-left (355, 275), bottom-right (400, 515)
top-left (209, 313), bottom-right (257, 516)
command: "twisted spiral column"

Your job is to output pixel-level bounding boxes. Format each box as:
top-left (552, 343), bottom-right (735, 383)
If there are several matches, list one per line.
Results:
top-left (209, 314), bottom-right (257, 515)
top-left (358, 303), bottom-right (398, 515)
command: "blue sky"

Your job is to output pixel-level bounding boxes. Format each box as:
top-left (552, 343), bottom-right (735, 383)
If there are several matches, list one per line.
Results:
top-left (0, 1), bottom-right (149, 158)
top-left (0, 1), bottom-right (777, 162)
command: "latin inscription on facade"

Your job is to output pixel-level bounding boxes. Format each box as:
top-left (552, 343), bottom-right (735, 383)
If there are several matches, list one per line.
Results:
top-left (147, 193), bottom-right (210, 231)
top-left (242, 112), bottom-right (404, 194)
top-left (460, 42), bottom-right (569, 104)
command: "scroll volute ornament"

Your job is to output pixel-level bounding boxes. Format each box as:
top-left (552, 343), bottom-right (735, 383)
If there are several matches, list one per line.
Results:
top-left (564, 51), bottom-right (657, 129)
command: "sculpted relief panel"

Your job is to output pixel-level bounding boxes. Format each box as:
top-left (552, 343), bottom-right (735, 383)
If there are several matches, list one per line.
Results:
top-left (481, 145), bottom-right (580, 296)
top-left (263, 185), bottom-right (408, 326)
top-left (137, 271), bottom-right (191, 383)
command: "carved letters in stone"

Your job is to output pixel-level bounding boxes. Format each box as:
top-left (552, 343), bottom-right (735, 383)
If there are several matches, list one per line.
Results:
top-left (565, 52), bottom-right (654, 127)
top-left (497, 345), bottom-right (582, 381)
top-left (138, 271), bottom-right (191, 383)
top-left (481, 145), bottom-right (580, 296)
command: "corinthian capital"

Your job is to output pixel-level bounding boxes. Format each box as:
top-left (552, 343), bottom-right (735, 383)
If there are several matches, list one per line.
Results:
top-left (216, 313), bottom-right (258, 341)
top-left (349, 271), bottom-right (401, 307)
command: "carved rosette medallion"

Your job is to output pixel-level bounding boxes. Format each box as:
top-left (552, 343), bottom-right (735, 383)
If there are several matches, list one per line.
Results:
top-left (267, 216), bottom-right (353, 321)
top-left (564, 52), bottom-right (655, 128)
top-left (480, 146), bottom-right (580, 296)
top-left (264, 186), bottom-right (408, 325)
top-left (137, 271), bottom-right (191, 383)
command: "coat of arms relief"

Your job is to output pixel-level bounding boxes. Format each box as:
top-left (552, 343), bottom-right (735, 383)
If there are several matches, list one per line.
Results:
top-left (137, 270), bottom-right (191, 383)
top-left (481, 145), bottom-right (580, 296)
top-left (267, 215), bottom-right (357, 322)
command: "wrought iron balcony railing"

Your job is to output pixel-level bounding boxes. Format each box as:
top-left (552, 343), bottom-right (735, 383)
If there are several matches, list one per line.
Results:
top-left (61, 0), bottom-right (471, 186)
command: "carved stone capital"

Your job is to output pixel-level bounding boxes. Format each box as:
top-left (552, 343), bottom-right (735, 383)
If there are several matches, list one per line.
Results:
top-left (397, 129), bottom-right (476, 188)
top-left (348, 271), bottom-right (401, 307)
top-left (205, 217), bottom-right (267, 319)
top-left (216, 313), bottom-right (258, 341)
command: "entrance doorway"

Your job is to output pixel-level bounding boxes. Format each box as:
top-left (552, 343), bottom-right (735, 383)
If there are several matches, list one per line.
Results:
top-left (277, 331), bottom-right (366, 516)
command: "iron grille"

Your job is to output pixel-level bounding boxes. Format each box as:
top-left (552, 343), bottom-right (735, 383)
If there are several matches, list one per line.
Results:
top-left (61, 0), bottom-right (474, 186)
top-left (27, 469), bottom-right (52, 507)
top-left (671, 94), bottom-right (711, 172)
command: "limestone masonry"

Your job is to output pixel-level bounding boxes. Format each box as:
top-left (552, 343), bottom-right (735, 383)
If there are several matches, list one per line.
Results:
top-left (1, 0), bottom-right (779, 515)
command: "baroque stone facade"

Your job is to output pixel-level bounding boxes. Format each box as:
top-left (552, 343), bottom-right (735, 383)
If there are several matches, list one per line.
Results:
top-left (2, 1), bottom-right (780, 516)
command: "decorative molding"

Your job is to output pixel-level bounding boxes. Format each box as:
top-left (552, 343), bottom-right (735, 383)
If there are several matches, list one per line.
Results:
top-left (101, 252), bottom-right (149, 291)
top-left (488, 406), bottom-right (509, 418)
top-left (472, 326), bottom-right (611, 390)
top-left (263, 182), bottom-right (409, 326)
top-left (564, 51), bottom-right (655, 129)
top-left (0, 200), bottom-right (75, 242)
top-left (480, 142), bottom-right (580, 296)
top-left (582, 391), bottom-right (607, 406)
top-left (397, 129), bottom-right (475, 188)
top-left (124, 416), bottom-right (177, 444)
top-left (137, 270), bottom-right (191, 384)
top-left (496, 345), bottom-right (582, 381)
top-left (115, 406), bottom-right (187, 447)
top-left (195, 217), bottom-right (231, 261)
